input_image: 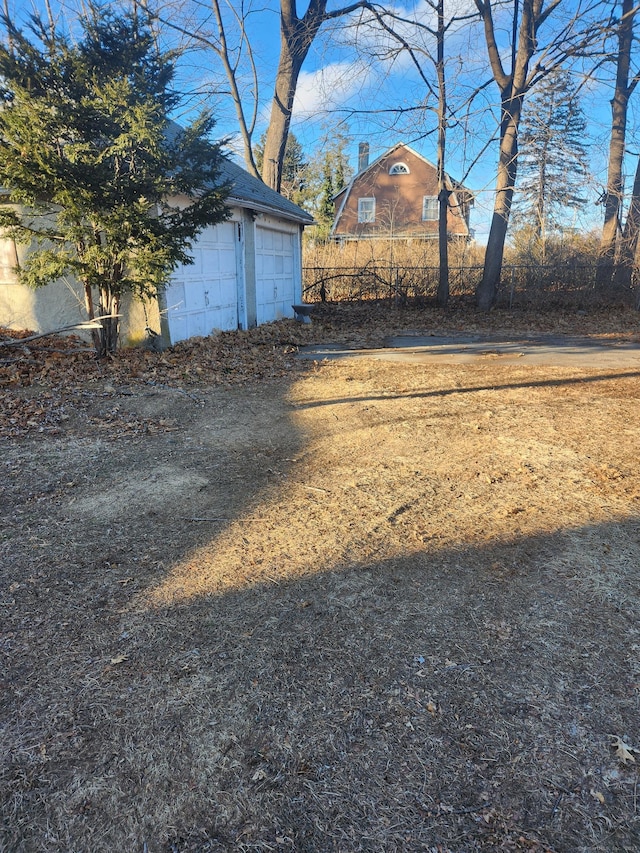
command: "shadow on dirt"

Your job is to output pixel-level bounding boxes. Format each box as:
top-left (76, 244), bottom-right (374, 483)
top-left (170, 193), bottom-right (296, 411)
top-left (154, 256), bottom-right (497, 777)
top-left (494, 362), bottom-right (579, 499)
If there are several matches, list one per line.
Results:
top-left (291, 369), bottom-right (640, 411)
top-left (2, 371), bottom-right (640, 852)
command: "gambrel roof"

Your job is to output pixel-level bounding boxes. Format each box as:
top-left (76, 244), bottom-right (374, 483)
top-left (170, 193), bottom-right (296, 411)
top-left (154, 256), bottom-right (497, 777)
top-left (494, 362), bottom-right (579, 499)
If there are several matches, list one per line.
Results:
top-left (331, 142), bottom-right (473, 240)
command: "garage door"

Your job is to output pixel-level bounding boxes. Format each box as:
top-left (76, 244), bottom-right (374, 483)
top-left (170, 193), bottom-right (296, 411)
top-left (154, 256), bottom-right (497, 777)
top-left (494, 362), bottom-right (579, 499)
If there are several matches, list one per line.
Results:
top-left (165, 222), bottom-right (239, 343)
top-left (255, 226), bottom-right (296, 325)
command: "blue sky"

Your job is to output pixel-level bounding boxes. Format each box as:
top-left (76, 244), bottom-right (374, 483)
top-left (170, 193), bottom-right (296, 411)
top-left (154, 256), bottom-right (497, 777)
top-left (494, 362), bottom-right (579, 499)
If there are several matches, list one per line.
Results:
top-left (6, 0), bottom-right (637, 243)
top-left (194, 0), bottom-right (629, 243)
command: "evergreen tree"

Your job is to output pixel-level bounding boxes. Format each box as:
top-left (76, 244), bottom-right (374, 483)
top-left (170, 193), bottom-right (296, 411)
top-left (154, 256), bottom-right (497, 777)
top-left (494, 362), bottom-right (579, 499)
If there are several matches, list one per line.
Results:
top-left (513, 69), bottom-right (589, 258)
top-left (0, 9), bottom-right (229, 355)
top-left (254, 132), bottom-right (308, 204)
top-left (254, 127), bottom-right (352, 237)
top-left (335, 154), bottom-right (347, 195)
top-left (306, 129), bottom-right (353, 240)
top-left (317, 158), bottom-right (335, 234)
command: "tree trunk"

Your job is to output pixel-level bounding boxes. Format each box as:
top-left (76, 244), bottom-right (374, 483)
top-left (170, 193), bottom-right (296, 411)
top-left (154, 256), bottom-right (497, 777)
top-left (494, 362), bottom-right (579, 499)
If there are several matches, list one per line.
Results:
top-left (615, 153), bottom-right (640, 291)
top-left (98, 283), bottom-right (120, 357)
top-left (437, 189), bottom-right (449, 307)
top-left (476, 95), bottom-right (521, 310)
top-left (596, 0), bottom-right (634, 289)
top-left (261, 40), bottom-right (305, 191)
top-left (474, 0), bottom-right (544, 311)
top-left (261, 0), bottom-right (367, 191)
top-left (82, 280), bottom-right (102, 355)
top-left (261, 0), bottom-right (327, 191)
top-left (435, 0), bottom-right (449, 308)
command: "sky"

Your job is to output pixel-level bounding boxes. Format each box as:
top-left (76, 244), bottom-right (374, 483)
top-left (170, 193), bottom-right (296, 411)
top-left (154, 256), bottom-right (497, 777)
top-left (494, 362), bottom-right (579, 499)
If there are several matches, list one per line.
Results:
top-left (5, 0), bottom-right (637, 243)
top-left (175, 0), bottom-right (636, 243)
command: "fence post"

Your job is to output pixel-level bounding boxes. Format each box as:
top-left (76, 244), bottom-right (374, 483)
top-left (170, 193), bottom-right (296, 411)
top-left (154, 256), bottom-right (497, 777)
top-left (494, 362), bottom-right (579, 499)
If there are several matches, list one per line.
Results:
top-left (509, 267), bottom-right (515, 308)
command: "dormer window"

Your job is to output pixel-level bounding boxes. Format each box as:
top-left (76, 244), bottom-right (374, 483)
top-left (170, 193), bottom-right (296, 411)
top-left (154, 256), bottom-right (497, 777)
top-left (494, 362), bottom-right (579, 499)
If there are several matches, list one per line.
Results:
top-left (389, 162), bottom-right (410, 175)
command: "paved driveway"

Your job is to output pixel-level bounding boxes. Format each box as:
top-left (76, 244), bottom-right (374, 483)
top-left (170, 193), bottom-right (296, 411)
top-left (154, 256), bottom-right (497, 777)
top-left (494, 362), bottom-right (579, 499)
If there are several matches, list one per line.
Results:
top-left (300, 333), bottom-right (640, 368)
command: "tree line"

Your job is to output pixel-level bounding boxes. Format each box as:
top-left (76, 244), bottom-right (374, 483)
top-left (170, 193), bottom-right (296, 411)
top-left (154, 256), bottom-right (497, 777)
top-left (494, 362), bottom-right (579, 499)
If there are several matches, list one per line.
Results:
top-left (160, 0), bottom-right (637, 307)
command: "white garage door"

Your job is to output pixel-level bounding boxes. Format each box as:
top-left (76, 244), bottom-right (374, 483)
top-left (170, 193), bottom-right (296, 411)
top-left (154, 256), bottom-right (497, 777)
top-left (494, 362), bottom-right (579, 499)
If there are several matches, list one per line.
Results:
top-left (165, 222), bottom-right (239, 343)
top-left (255, 226), bottom-right (296, 325)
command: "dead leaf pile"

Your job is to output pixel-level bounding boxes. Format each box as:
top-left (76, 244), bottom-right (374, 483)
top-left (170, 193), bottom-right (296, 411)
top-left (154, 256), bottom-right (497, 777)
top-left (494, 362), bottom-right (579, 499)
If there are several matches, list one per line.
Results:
top-left (0, 321), bottom-right (314, 438)
top-left (0, 320), bottom-right (311, 392)
top-left (1, 301), bottom-right (639, 439)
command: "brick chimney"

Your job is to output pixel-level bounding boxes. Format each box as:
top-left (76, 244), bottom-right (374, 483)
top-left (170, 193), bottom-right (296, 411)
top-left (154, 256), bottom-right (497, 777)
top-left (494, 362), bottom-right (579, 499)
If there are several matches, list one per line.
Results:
top-left (358, 142), bottom-right (369, 173)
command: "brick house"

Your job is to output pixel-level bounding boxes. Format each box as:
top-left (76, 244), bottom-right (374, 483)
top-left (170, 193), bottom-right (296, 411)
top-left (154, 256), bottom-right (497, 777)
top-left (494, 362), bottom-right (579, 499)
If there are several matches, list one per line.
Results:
top-left (331, 143), bottom-right (473, 242)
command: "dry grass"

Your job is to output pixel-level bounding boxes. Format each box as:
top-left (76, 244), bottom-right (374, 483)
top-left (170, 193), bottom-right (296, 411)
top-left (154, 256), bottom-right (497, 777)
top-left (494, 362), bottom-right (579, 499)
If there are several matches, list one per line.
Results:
top-left (303, 241), bottom-right (485, 303)
top-left (2, 304), bottom-right (640, 852)
top-left (304, 238), bottom-right (485, 269)
top-left (302, 243), bottom-right (631, 308)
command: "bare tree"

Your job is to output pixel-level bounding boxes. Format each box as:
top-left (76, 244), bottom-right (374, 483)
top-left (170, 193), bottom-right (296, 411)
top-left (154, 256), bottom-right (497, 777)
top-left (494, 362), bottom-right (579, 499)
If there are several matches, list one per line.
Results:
top-left (141, 0), bottom-right (262, 178)
top-left (474, 0), bottom-right (608, 310)
top-left (211, 0), bottom-right (261, 178)
top-left (153, 0), bottom-right (369, 191)
top-left (260, 0), bottom-right (370, 191)
top-left (596, 0), bottom-right (639, 289)
top-left (350, 1), bottom-right (478, 306)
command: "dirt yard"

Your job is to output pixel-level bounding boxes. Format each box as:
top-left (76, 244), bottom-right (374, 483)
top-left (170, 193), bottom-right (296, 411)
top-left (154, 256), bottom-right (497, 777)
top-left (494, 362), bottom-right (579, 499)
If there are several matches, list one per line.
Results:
top-left (2, 304), bottom-right (640, 852)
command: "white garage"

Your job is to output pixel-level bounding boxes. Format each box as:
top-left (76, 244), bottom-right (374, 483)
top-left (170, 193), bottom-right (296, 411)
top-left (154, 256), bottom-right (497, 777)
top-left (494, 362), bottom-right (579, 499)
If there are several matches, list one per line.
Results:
top-left (255, 225), bottom-right (298, 326)
top-left (165, 221), bottom-right (241, 343)
top-left (159, 160), bottom-right (313, 344)
top-left (0, 156), bottom-right (314, 346)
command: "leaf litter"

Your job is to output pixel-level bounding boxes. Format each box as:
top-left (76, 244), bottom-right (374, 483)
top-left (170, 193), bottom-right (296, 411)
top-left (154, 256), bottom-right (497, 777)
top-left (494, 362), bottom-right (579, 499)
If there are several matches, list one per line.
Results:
top-left (1, 301), bottom-right (640, 852)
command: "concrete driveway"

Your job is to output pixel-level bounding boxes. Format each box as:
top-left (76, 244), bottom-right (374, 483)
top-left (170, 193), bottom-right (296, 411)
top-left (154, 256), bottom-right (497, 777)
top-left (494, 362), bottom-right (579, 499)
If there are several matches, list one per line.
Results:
top-left (299, 333), bottom-right (640, 369)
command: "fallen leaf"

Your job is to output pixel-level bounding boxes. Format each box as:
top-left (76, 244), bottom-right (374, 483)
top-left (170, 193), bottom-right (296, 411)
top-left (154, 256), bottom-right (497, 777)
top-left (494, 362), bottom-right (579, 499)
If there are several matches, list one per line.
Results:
top-left (609, 734), bottom-right (638, 764)
top-left (110, 654), bottom-right (129, 665)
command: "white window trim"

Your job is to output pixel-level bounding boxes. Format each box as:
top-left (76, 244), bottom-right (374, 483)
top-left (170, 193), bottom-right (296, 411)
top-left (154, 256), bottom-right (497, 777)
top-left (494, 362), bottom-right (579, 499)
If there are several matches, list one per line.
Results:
top-left (358, 197), bottom-right (376, 223)
top-left (422, 195), bottom-right (438, 221)
top-left (389, 162), bottom-right (410, 175)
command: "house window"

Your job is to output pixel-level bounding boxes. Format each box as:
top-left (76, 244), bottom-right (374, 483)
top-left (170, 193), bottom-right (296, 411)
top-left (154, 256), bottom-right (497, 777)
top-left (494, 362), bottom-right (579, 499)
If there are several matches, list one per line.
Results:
top-left (389, 162), bottom-right (410, 175)
top-left (358, 197), bottom-right (375, 223)
top-left (422, 196), bottom-right (439, 221)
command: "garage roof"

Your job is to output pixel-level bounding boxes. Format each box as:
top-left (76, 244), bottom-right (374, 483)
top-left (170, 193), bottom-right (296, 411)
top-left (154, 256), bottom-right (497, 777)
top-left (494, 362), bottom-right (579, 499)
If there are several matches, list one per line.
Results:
top-left (218, 157), bottom-right (314, 226)
top-left (165, 122), bottom-right (314, 226)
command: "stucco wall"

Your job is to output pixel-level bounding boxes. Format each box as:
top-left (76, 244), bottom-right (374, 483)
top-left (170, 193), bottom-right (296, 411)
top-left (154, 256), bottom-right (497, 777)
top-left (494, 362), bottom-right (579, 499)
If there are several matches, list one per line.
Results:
top-left (0, 238), bottom-right (90, 334)
top-left (0, 235), bottom-right (163, 344)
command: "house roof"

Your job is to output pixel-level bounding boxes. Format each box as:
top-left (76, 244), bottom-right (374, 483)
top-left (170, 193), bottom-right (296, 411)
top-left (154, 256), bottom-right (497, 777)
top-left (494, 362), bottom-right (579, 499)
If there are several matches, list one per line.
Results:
top-left (335, 142), bottom-right (473, 201)
top-left (218, 156), bottom-right (314, 225)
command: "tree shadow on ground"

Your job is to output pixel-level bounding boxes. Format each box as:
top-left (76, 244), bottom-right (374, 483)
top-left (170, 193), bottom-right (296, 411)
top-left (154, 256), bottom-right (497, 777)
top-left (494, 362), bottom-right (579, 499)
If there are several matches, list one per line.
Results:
top-left (292, 369), bottom-right (640, 410)
top-left (4, 517), bottom-right (640, 852)
top-left (2, 367), bottom-right (640, 852)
